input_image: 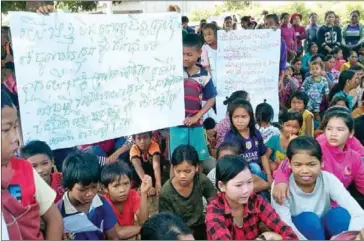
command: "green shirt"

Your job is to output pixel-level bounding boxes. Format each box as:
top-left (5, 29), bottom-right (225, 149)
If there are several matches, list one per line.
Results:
top-left (159, 174), bottom-right (216, 227)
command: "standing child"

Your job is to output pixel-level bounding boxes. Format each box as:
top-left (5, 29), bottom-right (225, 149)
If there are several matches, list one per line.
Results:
top-left (130, 131), bottom-right (162, 196)
top-left (301, 42), bottom-right (318, 75)
top-left (59, 151), bottom-right (119, 240)
top-left (159, 145), bottom-right (217, 240)
top-left (290, 91), bottom-right (314, 136)
top-left (332, 47), bottom-right (346, 71)
top-left (21, 140), bottom-right (65, 203)
top-left (101, 162), bottom-right (152, 239)
top-left (1, 89), bottom-right (63, 240)
top-left (271, 136), bottom-right (364, 240)
top-left (328, 70), bottom-right (358, 111)
top-left (205, 155), bottom-right (298, 240)
top-left (169, 33), bottom-right (217, 175)
top-left (255, 100), bottom-right (280, 143)
top-left (201, 23), bottom-right (218, 88)
top-left (301, 61), bottom-right (330, 122)
top-left (266, 111), bottom-right (302, 172)
top-left (223, 99), bottom-right (272, 185)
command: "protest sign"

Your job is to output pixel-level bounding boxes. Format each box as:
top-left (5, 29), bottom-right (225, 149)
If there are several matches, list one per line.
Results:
top-left (10, 12), bottom-right (184, 150)
top-left (216, 29), bottom-right (281, 121)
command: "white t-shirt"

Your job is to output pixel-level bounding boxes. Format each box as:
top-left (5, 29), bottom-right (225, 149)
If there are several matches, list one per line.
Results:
top-left (201, 44), bottom-right (217, 88)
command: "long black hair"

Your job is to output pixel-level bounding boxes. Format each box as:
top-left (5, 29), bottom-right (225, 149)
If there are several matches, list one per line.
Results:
top-left (328, 70), bottom-right (356, 101)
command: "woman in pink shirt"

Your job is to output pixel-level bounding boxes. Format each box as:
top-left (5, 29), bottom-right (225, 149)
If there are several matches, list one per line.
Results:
top-left (215, 90), bottom-right (250, 148)
top-left (280, 12), bottom-right (297, 61)
top-left (290, 13), bottom-right (307, 53)
top-left (272, 106), bottom-right (364, 205)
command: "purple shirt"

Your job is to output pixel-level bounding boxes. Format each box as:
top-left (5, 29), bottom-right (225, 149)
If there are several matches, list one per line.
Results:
top-left (224, 129), bottom-right (267, 164)
top-left (280, 39), bottom-right (288, 71)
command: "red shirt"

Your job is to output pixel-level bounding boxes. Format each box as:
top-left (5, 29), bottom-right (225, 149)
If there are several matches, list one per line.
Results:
top-left (50, 172), bottom-right (65, 203)
top-left (205, 192), bottom-right (298, 240)
top-left (104, 189), bottom-right (140, 226)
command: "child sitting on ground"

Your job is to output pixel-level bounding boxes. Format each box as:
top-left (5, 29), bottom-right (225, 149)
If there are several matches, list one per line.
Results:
top-left (58, 151), bottom-right (118, 240)
top-left (290, 91), bottom-right (314, 136)
top-left (332, 46), bottom-right (346, 71)
top-left (203, 117), bottom-right (217, 158)
top-left (101, 162), bottom-right (153, 239)
top-left (130, 131), bottom-right (162, 197)
top-left (21, 140), bottom-right (65, 203)
top-left (255, 100), bottom-right (280, 143)
top-left (279, 64), bottom-right (299, 108)
top-left (266, 110), bottom-right (302, 172)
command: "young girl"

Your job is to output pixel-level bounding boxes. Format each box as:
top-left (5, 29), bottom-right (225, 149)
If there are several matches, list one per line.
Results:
top-left (301, 61), bottom-right (330, 122)
top-left (291, 57), bottom-right (303, 86)
top-left (301, 42), bottom-right (318, 75)
top-left (273, 107), bottom-right (364, 205)
top-left (159, 145), bottom-right (217, 240)
top-left (328, 70), bottom-right (358, 111)
top-left (201, 23), bottom-right (218, 88)
top-left (332, 47), bottom-right (346, 71)
top-left (223, 99), bottom-right (272, 185)
top-left (317, 11), bottom-right (342, 55)
top-left (205, 155), bottom-right (298, 240)
top-left (271, 136), bottom-right (364, 240)
top-left (341, 51), bottom-right (364, 72)
top-left (266, 111), bottom-right (302, 172)
top-left (290, 91), bottom-right (314, 136)
top-left (279, 64), bottom-right (299, 108)
top-left (1, 89), bottom-right (63, 240)
top-left (255, 100), bottom-right (280, 143)
top-left (325, 54), bottom-right (340, 84)
top-left (215, 90), bottom-right (250, 148)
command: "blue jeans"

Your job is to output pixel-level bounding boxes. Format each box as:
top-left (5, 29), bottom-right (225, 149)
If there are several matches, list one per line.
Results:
top-left (292, 207), bottom-right (351, 239)
top-left (90, 137), bottom-right (128, 160)
top-left (249, 163), bottom-right (269, 200)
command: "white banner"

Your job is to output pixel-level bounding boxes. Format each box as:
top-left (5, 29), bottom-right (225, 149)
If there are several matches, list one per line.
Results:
top-left (216, 29), bottom-right (281, 122)
top-left (10, 12), bottom-right (185, 150)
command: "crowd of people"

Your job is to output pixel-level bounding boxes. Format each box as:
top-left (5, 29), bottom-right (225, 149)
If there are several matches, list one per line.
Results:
top-left (1, 3), bottom-right (364, 241)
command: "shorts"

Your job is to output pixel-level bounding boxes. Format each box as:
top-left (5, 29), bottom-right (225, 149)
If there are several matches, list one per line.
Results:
top-left (169, 126), bottom-right (210, 161)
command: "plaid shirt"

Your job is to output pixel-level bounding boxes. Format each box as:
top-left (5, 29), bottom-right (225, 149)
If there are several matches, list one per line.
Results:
top-left (205, 193), bottom-right (298, 240)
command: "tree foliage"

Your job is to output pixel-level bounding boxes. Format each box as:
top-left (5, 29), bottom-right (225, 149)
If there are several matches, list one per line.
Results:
top-left (1, 1), bottom-right (27, 13)
top-left (55, 1), bottom-right (98, 13)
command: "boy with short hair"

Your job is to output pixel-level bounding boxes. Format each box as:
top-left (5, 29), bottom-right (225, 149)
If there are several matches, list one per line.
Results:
top-left (169, 33), bottom-right (217, 176)
top-left (203, 117), bottom-right (217, 158)
top-left (58, 151), bottom-right (118, 240)
top-left (21, 140), bottom-right (65, 203)
top-left (130, 131), bottom-right (162, 196)
top-left (289, 91), bottom-right (314, 137)
top-left (101, 162), bottom-right (152, 239)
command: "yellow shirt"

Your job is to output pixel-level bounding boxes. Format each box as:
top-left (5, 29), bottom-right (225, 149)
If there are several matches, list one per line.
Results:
top-left (340, 62), bottom-right (364, 72)
top-left (289, 109), bottom-right (314, 136)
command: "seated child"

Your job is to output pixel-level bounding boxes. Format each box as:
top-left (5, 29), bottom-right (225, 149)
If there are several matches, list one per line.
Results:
top-left (21, 140), bottom-right (65, 203)
top-left (58, 151), bottom-right (118, 240)
top-left (130, 131), bottom-right (162, 196)
top-left (101, 162), bottom-right (152, 239)
top-left (207, 141), bottom-right (269, 193)
top-left (290, 91), bottom-right (314, 136)
top-left (301, 61), bottom-right (330, 122)
top-left (1, 89), bottom-right (63, 240)
top-left (205, 155), bottom-right (298, 240)
top-left (271, 136), bottom-right (364, 240)
top-left (141, 212), bottom-right (194, 240)
top-left (291, 57), bottom-right (303, 86)
top-left (203, 117), bottom-right (217, 158)
top-left (255, 100), bottom-right (280, 143)
top-left (329, 95), bottom-right (350, 109)
top-left (279, 64), bottom-right (299, 108)
top-left (332, 47), bottom-right (346, 71)
top-left (266, 111), bottom-right (302, 172)
top-left (159, 145), bottom-right (217, 240)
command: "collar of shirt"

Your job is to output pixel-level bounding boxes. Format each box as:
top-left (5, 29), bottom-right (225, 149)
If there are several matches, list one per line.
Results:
top-left (63, 192), bottom-right (103, 215)
top-left (218, 192), bottom-right (255, 218)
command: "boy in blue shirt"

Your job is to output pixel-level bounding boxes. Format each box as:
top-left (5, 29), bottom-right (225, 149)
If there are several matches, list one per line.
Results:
top-left (58, 151), bottom-right (118, 240)
top-left (169, 34), bottom-right (217, 175)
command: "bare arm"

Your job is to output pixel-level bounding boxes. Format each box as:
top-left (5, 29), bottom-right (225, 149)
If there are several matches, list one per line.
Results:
top-left (153, 155), bottom-right (162, 193)
top-left (305, 114), bottom-right (313, 137)
top-left (253, 174), bottom-right (269, 192)
top-left (131, 158), bottom-right (145, 180)
top-left (115, 224), bottom-right (141, 240)
top-left (41, 203), bottom-right (63, 240)
top-left (137, 192), bottom-right (149, 225)
top-left (261, 154), bottom-right (272, 185)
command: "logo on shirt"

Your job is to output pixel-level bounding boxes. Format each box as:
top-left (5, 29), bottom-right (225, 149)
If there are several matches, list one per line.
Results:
top-left (8, 184), bottom-right (22, 202)
top-left (246, 141), bottom-right (252, 150)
